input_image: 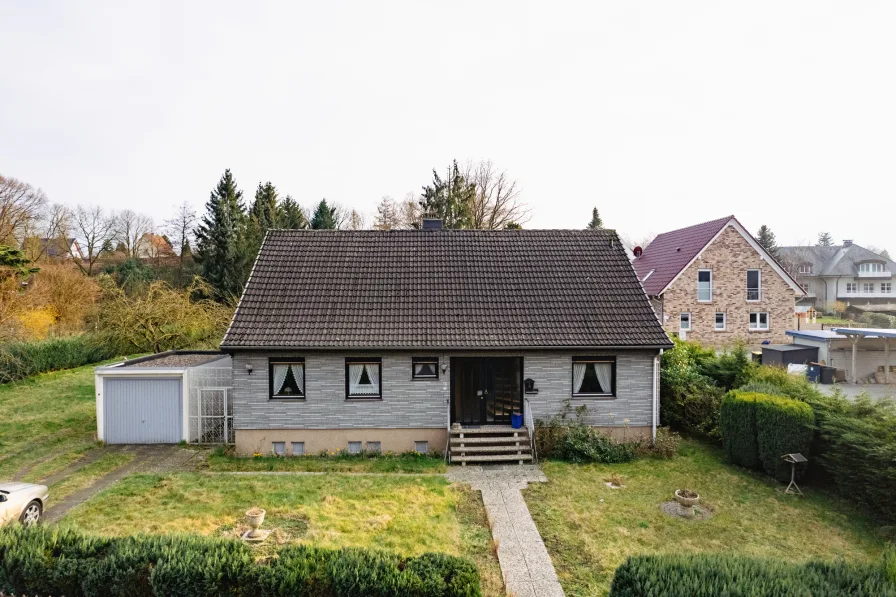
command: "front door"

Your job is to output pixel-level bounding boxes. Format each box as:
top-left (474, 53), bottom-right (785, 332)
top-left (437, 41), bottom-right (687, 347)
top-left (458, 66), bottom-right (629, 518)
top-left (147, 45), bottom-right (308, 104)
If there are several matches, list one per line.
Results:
top-left (451, 357), bottom-right (522, 425)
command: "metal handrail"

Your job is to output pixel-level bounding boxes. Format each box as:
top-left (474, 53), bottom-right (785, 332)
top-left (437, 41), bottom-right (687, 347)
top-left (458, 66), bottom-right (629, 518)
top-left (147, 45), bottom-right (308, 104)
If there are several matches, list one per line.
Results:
top-left (445, 397), bottom-right (451, 464)
top-left (524, 397), bottom-right (538, 463)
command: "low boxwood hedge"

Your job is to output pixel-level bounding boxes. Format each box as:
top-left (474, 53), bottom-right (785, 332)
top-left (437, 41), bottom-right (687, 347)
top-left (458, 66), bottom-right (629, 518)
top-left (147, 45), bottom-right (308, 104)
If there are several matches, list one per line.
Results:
top-left (0, 526), bottom-right (481, 597)
top-left (609, 553), bottom-right (896, 597)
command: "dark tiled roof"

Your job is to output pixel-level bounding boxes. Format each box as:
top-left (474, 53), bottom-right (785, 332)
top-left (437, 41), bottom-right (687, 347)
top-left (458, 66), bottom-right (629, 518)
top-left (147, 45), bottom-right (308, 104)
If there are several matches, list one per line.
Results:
top-left (222, 229), bottom-right (671, 349)
top-left (778, 244), bottom-right (896, 276)
top-left (632, 216), bottom-right (733, 295)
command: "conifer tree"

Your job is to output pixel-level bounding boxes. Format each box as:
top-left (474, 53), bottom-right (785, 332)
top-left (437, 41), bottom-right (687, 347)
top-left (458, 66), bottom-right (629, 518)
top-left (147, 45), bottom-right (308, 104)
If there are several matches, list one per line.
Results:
top-left (756, 225), bottom-right (779, 260)
top-left (817, 231), bottom-right (834, 247)
top-left (310, 199), bottom-right (339, 230)
top-left (418, 160), bottom-right (475, 229)
top-left (587, 207), bottom-right (603, 229)
top-left (194, 169), bottom-right (246, 301)
top-left (280, 196), bottom-right (308, 229)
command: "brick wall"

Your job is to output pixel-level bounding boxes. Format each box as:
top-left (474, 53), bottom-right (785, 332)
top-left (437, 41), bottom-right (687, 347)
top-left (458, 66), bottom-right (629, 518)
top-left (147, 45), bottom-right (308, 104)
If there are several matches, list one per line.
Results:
top-left (661, 225), bottom-right (797, 346)
top-left (231, 350), bottom-right (659, 431)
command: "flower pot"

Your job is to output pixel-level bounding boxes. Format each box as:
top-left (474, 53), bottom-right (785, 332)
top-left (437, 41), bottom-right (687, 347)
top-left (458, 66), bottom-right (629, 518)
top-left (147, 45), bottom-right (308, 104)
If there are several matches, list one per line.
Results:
top-left (246, 508), bottom-right (266, 538)
top-left (674, 490), bottom-right (700, 508)
top-left (511, 413), bottom-right (523, 429)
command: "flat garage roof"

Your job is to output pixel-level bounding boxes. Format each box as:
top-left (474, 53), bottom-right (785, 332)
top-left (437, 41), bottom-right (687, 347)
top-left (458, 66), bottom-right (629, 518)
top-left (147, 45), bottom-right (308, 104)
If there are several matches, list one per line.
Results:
top-left (832, 327), bottom-right (896, 339)
top-left (119, 351), bottom-right (228, 369)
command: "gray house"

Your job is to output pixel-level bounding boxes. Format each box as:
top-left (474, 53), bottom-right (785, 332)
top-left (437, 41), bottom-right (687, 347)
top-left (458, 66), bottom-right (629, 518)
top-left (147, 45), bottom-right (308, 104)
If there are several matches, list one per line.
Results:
top-left (221, 223), bottom-right (671, 463)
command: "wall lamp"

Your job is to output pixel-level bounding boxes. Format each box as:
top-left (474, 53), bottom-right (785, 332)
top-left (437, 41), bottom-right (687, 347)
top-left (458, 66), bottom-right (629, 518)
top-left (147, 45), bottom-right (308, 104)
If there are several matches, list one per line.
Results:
top-left (246, 363), bottom-right (254, 374)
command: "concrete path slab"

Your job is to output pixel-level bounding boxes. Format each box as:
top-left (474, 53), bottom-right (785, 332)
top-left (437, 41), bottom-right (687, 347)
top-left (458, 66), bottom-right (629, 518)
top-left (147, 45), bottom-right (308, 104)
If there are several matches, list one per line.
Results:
top-left (448, 465), bottom-right (564, 596)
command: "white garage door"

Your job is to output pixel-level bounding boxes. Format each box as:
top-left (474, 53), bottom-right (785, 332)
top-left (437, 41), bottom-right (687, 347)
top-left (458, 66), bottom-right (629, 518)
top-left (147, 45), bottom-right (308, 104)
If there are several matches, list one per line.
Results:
top-left (104, 378), bottom-right (182, 444)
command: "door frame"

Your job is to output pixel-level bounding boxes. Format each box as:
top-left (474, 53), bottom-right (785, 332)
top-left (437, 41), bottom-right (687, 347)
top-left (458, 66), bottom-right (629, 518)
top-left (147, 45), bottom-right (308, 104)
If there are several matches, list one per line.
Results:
top-left (449, 356), bottom-right (524, 425)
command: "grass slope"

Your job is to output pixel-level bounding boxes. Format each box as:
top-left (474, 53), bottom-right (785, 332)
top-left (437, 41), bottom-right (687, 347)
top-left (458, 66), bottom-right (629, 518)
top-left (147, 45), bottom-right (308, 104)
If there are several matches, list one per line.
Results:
top-left (525, 440), bottom-right (888, 597)
top-left (207, 450), bottom-right (447, 473)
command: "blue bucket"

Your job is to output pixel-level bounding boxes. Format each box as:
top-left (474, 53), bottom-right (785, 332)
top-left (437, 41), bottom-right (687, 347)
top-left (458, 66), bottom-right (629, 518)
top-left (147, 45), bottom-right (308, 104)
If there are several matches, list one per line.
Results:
top-left (511, 413), bottom-right (523, 429)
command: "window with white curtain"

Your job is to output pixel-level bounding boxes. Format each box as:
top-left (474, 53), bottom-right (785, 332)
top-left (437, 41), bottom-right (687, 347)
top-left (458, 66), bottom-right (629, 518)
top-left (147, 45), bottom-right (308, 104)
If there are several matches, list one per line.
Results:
top-left (412, 356), bottom-right (439, 379)
top-left (345, 358), bottom-right (382, 398)
top-left (269, 359), bottom-right (305, 399)
top-left (572, 357), bottom-right (616, 397)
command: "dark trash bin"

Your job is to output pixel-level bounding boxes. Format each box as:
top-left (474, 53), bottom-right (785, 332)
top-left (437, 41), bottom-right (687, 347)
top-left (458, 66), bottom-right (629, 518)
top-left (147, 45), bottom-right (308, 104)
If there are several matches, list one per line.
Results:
top-left (820, 366), bottom-right (836, 385)
top-left (807, 363), bottom-right (821, 383)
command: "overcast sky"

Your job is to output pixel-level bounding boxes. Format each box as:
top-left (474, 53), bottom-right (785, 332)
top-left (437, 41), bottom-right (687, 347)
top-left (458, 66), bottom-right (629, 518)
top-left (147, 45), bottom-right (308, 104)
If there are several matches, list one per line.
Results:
top-left (1, 1), bottom-right (893, 250)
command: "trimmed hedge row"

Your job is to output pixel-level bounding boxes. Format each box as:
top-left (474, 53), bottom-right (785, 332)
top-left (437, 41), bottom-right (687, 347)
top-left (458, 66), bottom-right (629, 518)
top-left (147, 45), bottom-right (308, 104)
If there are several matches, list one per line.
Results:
top-left (721, 391), bottom-right (814, 481)
top-left (609, 553), bottom-right (896, 597)
top-left (0, 526), bottom-right (481, 597)
top-left (0, 334), bottom-right (117, 383)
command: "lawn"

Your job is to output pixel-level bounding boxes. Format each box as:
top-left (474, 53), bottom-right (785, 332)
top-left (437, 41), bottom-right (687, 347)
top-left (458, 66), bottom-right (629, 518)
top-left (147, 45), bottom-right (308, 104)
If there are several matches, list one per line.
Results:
top-left (525, 440), bottom-right (889, 597)
top-left (62, 472), bottom-right (504, 596)
top-left (206, 448), bottom-right (447, 473)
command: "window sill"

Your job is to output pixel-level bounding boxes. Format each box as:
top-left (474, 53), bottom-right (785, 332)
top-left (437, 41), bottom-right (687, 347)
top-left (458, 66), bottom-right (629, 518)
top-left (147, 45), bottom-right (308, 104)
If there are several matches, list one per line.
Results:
top-left (411, 377), bottom-right (439, 381)
top-left (572, 394), bottom-right (617, 400)
top-left (714, 329), bottom-right (727, 332)
top-left (345, 397), bottom-right (383, 401)
top-left (269, 397), bottom-right (306, 401)
top-left (748, 329), bottom-right (770, 333)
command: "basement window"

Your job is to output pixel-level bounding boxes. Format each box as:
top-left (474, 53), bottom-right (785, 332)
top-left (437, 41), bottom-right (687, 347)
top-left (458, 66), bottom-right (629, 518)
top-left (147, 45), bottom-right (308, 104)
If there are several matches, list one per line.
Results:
top-left (291, 442), bottom-right (305, 456)
top-left (366, 441), bottom-right (381, 453)
top-left (414, 441), bottom-right (429, 454)
top-left (272, 442), bottom-right (286, 456)
top-left (348, 441), bottom-right (362, 454)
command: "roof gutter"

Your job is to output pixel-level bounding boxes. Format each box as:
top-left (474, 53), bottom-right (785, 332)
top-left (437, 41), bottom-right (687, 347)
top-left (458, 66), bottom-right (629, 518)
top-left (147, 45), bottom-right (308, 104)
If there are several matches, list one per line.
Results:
top-left (220, 343), bottom-right (674, 352)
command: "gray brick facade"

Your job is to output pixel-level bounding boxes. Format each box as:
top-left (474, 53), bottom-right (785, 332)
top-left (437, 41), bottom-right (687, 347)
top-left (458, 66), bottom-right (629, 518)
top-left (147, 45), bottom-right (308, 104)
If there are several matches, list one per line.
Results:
top-left (232, 350), bottom-right (659, 430)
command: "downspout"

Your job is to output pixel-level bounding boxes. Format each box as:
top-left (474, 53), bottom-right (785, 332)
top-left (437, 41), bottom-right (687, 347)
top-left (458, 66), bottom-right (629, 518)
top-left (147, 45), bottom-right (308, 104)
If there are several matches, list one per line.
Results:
top-left (652, 348), bottom-right (663, 443)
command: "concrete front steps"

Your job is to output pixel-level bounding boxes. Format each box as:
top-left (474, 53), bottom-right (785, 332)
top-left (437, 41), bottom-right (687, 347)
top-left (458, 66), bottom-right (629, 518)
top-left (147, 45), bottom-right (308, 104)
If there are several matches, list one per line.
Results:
top-left (449, 426), bottom-right (533, 465)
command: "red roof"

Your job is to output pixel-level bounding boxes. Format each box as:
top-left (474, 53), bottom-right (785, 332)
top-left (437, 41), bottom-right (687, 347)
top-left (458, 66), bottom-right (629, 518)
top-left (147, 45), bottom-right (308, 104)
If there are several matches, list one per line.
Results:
top-left (633, 216), bottom-right (733, 295)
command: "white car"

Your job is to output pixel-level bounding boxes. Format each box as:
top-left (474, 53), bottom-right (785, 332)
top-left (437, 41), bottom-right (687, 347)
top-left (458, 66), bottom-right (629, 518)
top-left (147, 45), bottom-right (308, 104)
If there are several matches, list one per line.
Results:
top-left (0, 482), bottom-right (49, 526)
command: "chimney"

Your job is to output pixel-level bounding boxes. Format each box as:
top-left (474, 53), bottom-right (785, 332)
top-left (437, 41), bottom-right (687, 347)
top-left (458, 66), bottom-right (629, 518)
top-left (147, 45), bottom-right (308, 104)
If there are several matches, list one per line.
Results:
top-left (422, 218), bottom-right (443, 230)
top-left (843, 239), bottom-right (853, 246)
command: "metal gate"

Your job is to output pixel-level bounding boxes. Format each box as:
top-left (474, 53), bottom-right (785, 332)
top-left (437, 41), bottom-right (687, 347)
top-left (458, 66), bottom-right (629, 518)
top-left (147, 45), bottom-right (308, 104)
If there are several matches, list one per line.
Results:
top-left (104, 377), bottom-right (182, 444)
top-left (197, 388), bottom-right (233, 444)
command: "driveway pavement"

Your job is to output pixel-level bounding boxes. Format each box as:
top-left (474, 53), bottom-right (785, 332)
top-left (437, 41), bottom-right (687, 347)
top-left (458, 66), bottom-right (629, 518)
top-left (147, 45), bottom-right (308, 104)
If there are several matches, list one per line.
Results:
top-left (820, 383), bottom-right (895, 401)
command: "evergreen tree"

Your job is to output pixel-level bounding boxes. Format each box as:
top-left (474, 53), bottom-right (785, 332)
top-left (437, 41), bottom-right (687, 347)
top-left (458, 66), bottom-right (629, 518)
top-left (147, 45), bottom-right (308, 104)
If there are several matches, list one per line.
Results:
top-left (504, 222), bottom-right (522, 229)
top-left (194, 169), bottom-right (246, 301)
top-left (101, 239), bottom-right (114, 254)
top-left (817, 231), bottom-right (834, 247)
top-left (310, 199), bottom-right (338, 230)
top-left (374, 196), bottom-right (400, 230)
top-left (0, 246), bottom-right (39, 279)
top-left (280, 196), bottom-right (308, 229)
top-left (756, 225), bottom-right (779, 259)
top-left (418, 160), bottom-right (475, 229)
top-left (587, 207), bottom-right (603, 229)
top-left (248, 181), bottom-right (280, 231)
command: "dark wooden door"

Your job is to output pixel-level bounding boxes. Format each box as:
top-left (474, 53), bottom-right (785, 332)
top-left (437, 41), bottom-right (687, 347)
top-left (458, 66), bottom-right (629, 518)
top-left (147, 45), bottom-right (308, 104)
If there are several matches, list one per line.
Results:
top-left (451, 357), bottom-right (522, 425)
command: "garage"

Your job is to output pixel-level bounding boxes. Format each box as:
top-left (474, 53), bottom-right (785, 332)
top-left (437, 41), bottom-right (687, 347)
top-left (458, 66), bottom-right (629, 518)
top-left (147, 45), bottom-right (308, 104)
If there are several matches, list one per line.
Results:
top-left (103, 377), bottom-right (182, 444)
top-left (95, 351), bottom-right (232, 445)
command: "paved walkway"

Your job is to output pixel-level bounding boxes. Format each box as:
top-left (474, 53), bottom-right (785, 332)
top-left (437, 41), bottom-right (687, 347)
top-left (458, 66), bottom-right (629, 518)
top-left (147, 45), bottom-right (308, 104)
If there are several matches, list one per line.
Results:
top-left (449, 465), bottom-right (564, 597)
top-left (821, 382), bottom-right (895, 401)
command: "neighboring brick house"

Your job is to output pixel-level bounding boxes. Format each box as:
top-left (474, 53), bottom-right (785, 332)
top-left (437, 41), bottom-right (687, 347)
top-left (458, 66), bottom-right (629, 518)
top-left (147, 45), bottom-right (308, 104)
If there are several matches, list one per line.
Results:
top-left (221, 222), bottom-right (672, 463)
top-left (633, 216), bottom-right (805, 346)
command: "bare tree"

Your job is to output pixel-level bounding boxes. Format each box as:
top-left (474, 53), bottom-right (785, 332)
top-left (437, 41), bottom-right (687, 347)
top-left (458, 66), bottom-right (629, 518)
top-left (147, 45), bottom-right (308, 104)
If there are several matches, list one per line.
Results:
top-left (116, 209), bottom-right (153, 258)
top-left (347, 209), bottom-right (366, 230)
top-left (164, 202), bottom-right (197, 285)
top-left (463, 160), bottom-right (530, 230)
top-left (66, 205), bottom-right (118, 275)
top-left (21, 203), bottom-right (70, 261)
top-left (373, 196), bottom-right (402, 230)
top-left (0, 174), bottom-right (49, 245)
top-left (398, 192), bottom-right (422, 229)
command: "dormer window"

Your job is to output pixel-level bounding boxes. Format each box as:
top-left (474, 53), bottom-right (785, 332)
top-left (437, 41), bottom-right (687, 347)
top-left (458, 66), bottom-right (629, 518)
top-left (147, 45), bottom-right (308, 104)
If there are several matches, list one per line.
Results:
top-left (858, 262), bottom-right (885, 273)
top-left (798, 264), bottom-right (812, 274)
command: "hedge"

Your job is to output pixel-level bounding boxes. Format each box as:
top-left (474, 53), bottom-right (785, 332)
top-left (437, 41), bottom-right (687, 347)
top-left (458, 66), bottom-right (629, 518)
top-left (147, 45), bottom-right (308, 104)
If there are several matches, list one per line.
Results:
top-left (0, 526), bottom-right (482, 597)
top-left (720, 391), bottom-right (814, 481)
top-left (720, 391), bottom-right (760, 469)
top-left (609, 553), bottom-right (896, 597)
top-left (0, 334), bottom-right (117, 383)
top-left (754, 393), bottom-right (814, 482)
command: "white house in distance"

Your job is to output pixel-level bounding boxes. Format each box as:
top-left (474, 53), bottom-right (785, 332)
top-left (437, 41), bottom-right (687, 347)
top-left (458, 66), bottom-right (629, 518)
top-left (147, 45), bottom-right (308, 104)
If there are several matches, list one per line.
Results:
top-left (778, 242), bottom-right (895, 315)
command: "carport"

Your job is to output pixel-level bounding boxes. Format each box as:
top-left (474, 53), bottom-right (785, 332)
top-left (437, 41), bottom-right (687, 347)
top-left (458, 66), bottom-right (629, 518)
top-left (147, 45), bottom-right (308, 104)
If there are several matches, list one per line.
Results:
top-left (95, 351), bottom-right (232, 444)
top-left (831, 328), bottom-right (895, 384)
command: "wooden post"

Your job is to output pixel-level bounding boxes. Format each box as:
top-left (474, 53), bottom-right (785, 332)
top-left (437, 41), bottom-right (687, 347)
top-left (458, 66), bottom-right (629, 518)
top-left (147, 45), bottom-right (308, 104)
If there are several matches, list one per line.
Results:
top-left (851, 335), bottom-right (859, 384)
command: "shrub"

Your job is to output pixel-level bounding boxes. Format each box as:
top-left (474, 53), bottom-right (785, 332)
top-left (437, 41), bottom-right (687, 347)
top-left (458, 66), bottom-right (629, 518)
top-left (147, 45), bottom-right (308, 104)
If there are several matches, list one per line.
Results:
top-left (609, 553), bottom-right (896, 597)
top-left (0, 526), bottom-right (481, 597)
top-left (696, 342), bottom-right (754, 391)
top-left (554, 425), bottom-right (638, 464)
top-left (636, 426), bottom-right (681, 459)
top-left (754, 393), bottom-right (814, 481)
top-left (744, 365), bottom-right (824, 403)
top-left (806, 393), bottom-right (896, 521)
top-left (0, 334), bottom-right (117, 383)
top-left (660, 339), bottom-right (725, 439)
top-left (720, 391), bottom-right (760, 469)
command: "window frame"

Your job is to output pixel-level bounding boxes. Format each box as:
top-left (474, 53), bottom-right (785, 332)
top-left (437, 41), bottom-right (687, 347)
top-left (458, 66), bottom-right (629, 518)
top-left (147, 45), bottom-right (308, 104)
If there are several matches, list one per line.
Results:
top-left (746, 269), bottom-right (761, 302)
top-left (269, 357), bottom-right (306, 400)
top-left (571, 356), bottom-right (617, 398)
top-left (863, 282), bottom-right (875, 293)
top-left (714, 312), bottom-right (726, 331)
top-left (798, 263), bottom-right (812, 274)
top-left (345, 357), bottom-right (383, 400)
top-left (749, 312), bottom-right (770, 331)
top-left (679, 312), bottom-right (692, 331)
top-left (697, 269), bottom-right (713, 302)
top-left (411, 356), bottom-right (440, 380)
top-left (846, 282), bottom-right (857, 294)
top-left (883, 282), bottom-right (892, 294)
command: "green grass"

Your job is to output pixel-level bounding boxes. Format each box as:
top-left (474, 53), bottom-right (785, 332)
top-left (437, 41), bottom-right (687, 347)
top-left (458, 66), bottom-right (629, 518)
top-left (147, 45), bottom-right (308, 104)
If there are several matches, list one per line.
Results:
top-left (206, 449), bottom-right (447, 473)
top-left (524, 440), bottom-right (889, 597)
top-left (62, 472), bottom-right (503, 596)
top-left (48, 451), bottom-right (135, 502)
top-left (0, 363), bottom-right (103, 480)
